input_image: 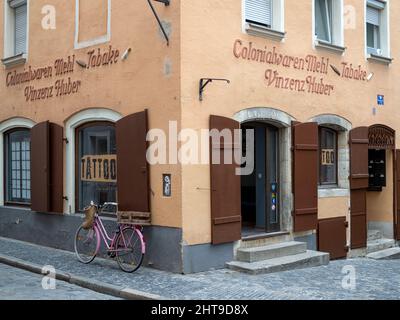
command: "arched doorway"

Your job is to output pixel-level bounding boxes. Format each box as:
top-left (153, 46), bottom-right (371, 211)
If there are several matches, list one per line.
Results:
top-left (241, 122), bottom-right (280, 235)
top-left (234, 107), bottom-right (295, 238)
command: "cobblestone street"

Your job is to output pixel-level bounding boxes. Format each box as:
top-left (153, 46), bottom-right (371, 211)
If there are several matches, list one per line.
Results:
top-left (0, 263), bottom-right (119, 300)
top-left (1, 237), bottom-right (400, 300)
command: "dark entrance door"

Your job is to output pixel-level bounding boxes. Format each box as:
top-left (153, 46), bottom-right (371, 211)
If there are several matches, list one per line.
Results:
top-left (241, 122), bottom-right (280, 235)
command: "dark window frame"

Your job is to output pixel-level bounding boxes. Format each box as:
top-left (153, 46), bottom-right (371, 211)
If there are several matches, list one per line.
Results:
top-left (318, 126), bottom-right (338, 187)
top-left (4, 127), bottom-right (31, 207)
top-left (74, 121), bottom-right (117, 214)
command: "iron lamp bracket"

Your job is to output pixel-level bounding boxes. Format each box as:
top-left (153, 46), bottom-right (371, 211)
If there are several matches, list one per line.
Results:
top-left (199, 78), bottom-right (230, 101)
top-left (147, 0), bottom-right (170, 46)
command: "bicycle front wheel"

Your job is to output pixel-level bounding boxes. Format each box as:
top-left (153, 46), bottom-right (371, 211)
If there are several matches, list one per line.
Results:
top-left (74, 225), bottom-right (99, 264)
top-left (116, 228), bottom-right (144, 273)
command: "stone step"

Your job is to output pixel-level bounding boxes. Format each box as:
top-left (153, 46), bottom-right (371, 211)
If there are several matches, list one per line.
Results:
top-left (226, 250), bottom-right (330, 275)
top-left (367, 247), bottom-right (400, 260)
top-left (239, 232), bottom-right (293, 249)
top-left (236, 241), bottom-right (307, 263)
top-left (368, 229), bottom-right (382, 241)
top-left (367, 238), bottom-right (396, 254)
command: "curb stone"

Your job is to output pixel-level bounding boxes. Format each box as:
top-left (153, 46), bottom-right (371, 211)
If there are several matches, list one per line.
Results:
top-left (0, 253), bottom-right (164, 300)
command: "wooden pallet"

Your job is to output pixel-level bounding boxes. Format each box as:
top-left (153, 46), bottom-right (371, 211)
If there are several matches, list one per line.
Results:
top-left (117, 211), bottom-right (151, 226)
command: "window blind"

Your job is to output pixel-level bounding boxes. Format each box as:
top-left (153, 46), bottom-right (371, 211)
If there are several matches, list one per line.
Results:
top-left (245, 0), bottom-right (272, 27)
top-left (15, 4), bottom-right (27, 55)
top-left (367, 6), bottom-right (380, 26)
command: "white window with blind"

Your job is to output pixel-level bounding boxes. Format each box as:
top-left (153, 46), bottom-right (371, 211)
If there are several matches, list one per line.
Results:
top-left (2, 0), bottom-right (28, 68)
top-left (313, 0), bottom-right (345, 53)
top-left (244, 0), bottom-right (285, 41)
top-left (366, 0), bottom-right (391, 63)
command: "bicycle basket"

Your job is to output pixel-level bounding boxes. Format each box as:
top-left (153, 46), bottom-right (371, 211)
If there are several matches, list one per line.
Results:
top-left (82, 205), bottom-right (96, 230)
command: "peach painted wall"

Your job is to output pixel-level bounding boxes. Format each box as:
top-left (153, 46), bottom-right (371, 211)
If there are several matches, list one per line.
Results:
top-left (0, 0), bottom-right (182, 228)
top-left (318, 197), bottom-right (349, 220)
top-left (180, 0), bottom-right (400, 245)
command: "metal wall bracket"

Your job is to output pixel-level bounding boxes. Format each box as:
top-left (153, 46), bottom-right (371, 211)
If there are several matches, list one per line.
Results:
top-left (63, 138), bottom-right (69, 144)
top-left (147, 0), bottom-right (170, 46)
top-left (199, 78), bottom-right (230, 101)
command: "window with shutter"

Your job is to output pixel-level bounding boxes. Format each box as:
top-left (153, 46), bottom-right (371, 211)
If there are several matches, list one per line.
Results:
top-left (366, 5), bottom-right (381, 51)
top-left (14, 3), bottom-right (27, 55)
top-left (7, 0), bottom-right (28, 56)
top-left (245, 0), bottom-right (272, 28)
top-left (365, 0), bottom-right (390, 59)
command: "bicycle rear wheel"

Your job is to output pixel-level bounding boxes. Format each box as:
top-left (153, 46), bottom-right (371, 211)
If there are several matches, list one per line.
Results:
top-left (74, 225), bottom-right (99, 264)
top-left (116, 227), bottom-right (144, 273)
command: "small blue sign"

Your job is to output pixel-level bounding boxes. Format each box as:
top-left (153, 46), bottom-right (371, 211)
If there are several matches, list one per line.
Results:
top-left (377, 95), bottom-right (384, 106)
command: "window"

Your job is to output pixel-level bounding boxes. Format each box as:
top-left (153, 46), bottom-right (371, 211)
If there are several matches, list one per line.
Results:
top-left (76, 123), bottom-right (117, 211)
top-left (366, 3), bottom-right (382, 53)
top-left (244, 0), bottom-right (285, 40)
top-left (2, 0), bottom-right (28, 67)
top-left (315, 0), bottom-right (333, 43)
top-left (12, 0), bottom-right (27, 56)
top-left (5, 129), bottom-right (31, 205)
top-left (315, 0), bottom-right (332, 43)
top-left (245, 0), bottom-right (272, 28)
top-left (319, 127), bottom-right (337, 186)
top-left (314, 0), bottom-right (344, 51)
top-left (366, 0), bottom-right (390, 60)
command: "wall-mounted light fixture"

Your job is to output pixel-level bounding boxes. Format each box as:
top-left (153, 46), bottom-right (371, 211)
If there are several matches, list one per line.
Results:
top-left (121, 48), bottom-right (132, 61)
top-left (367, 72), bottom-right (374, 81)
top-left (199, 78), bottom-right (230, 101)
top-left (76, 60), bottom-right (87, 68)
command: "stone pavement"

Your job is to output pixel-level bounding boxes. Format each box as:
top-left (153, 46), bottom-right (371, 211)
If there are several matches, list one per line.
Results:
top-left (0, 263), bottom-right (119, 300)
top-left (1, 236), bottom-right (400, 300)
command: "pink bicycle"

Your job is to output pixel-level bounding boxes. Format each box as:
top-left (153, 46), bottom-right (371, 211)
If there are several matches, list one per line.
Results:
top-left (74, 202), bottom-right (146, 273)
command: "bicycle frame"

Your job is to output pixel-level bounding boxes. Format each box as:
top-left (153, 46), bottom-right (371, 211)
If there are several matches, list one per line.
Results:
top-left (93, 214), bottom-right (146, 254)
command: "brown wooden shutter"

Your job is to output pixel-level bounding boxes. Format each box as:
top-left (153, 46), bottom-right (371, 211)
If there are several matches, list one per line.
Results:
top-left (318, 217), bottom-right (347, 260)
top-left (31, 122), bottom-right (64, 213)
top-left (210, 115), bottom-right (241, 245)
top-left (49, 123), bottom-right (64, 213)
top-left (349, 127), bottom-right (369, 249)
top-left (396, 150), bottom-right (400, 240)
top-left (116, 110), bottom-right (150, 213)
top-left (292, 122), bottom-right (318, 232)
top-left (31, 121), bottom-right (50, 212)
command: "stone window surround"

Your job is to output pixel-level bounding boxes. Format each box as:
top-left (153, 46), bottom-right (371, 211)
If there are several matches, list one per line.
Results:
top-left (312, 0), bottom-right (345, 53)
top-left (2, 0), bottom-right (30, 68)
top-left (242, 0), bottom-right (286, 42)
top-left (309, 114), bottom-right (352, 199)
top-left (65, 108), bottom-right (122, 214)
top-left (0, 117), bottom-right (36, 206)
